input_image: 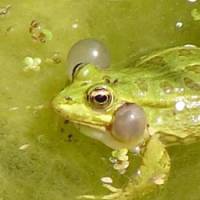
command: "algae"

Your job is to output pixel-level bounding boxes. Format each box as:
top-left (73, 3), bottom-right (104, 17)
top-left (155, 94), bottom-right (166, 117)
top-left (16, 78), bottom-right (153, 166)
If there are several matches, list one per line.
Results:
top-left (1, 0), bottom-right (200, 200)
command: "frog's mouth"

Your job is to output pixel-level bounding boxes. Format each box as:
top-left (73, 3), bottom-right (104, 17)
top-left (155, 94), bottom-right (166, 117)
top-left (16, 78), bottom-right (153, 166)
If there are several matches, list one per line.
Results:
top-left (73, 119), bottom-right (146, 150)
top-left (70, 119), bottom-right (137, 150)
top-left (69, 119), bottom-right (107, 132)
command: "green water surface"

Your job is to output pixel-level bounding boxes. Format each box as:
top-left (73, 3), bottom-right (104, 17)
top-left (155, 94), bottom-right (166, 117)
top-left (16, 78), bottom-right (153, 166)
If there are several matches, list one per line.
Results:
top-left (0, 1), bottom-right (200, 200)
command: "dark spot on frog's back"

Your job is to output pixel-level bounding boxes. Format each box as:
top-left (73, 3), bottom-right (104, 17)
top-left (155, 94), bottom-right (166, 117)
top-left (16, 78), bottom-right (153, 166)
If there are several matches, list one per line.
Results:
top-left (103, 76), bottom-right (118, 85)
top-left (135, 79), bottom-right (148, 92)
top-left (64, 120), bottom-right (69, 124)
top-left (147, 56), bottom-right (167, 67)
top-left (113, 79), bottom-right (118, 84)
top-left (184, 77), bottom-right (200, 91)
top-left (103, 76), bottom-right (111, 84)
top-left (80, 82), bottom-right (89, 86)
top-left (65, 96), bottom-right (72, 101)
top-left (185, 64), bottom-right (200, 74)
top-left (160, 81), bottom-right (174, 94)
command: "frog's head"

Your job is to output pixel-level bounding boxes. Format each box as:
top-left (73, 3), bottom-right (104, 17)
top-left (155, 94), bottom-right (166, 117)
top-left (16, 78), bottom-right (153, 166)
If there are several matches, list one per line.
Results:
top-left (52, 63), bottom-right (147, 150)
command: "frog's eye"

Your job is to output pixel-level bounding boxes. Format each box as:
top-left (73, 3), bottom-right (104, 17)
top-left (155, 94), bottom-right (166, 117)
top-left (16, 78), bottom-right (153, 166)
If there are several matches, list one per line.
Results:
top-left (111, 103), bottom-right (146, 143)
top-left (66, 39), bottom-right (110, 80)
top-left (87, 87), bottom-right (112, 109)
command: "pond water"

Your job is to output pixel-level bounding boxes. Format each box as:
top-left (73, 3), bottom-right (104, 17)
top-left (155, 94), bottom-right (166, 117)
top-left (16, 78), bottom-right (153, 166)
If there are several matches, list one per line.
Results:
top-left (0, 0), bottom-right (200, 200)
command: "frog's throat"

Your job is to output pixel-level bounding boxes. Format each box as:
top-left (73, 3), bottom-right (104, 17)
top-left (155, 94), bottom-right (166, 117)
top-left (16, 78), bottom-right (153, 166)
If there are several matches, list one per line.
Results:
top-left (70, 120), bottom-right (149, 150)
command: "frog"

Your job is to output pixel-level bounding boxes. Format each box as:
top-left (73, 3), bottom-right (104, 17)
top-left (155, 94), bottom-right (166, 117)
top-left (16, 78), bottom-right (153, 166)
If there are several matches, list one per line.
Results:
top-left (52, 45), bottom-right (200, 200)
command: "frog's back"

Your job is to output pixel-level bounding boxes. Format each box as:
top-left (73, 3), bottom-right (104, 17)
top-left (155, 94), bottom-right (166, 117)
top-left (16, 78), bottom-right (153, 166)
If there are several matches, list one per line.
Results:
top-left (125, 46), bottom-right (200, 145)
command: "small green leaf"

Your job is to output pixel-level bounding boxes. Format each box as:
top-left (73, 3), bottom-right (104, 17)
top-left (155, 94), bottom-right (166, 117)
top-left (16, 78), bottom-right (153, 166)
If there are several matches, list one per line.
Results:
top-left (41, 28), bottom-right (53, 41)
top-left (191, 8), bottom-right (200, 21)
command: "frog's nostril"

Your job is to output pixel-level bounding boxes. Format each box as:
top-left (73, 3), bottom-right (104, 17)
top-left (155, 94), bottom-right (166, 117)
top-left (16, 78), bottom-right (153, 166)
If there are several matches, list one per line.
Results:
top-left (111, 103), bottom-right (146, 143)
top-left (65, 96), bottom-right (72, 101)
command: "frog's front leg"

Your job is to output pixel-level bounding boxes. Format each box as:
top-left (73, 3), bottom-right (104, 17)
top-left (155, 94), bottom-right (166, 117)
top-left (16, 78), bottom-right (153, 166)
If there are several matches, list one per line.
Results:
top-left (117, 134), bottom-right (170, 200)
top-left (79, 135), bottom-right (170, 200)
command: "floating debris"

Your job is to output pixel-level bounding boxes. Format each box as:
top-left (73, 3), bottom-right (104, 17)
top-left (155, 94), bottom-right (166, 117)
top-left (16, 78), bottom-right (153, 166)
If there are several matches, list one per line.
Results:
top-left (41, 29), bottom-right (53, 40)
top-left (110, 148), bottom-right (130, 174)
top-left (175, 21), bottom-right (183, 29)
top-left (102, 184), bottom-right (121, 193)
top-left (0, 5), bottom-right (11, 16)
top-left (45, 52), bottom-right (62, 64)
top-left (19, 144), bottom-right (30, 150)
top-left (152, 174), bottom-right (166, 185)
top-left (29, 20), bottom-right (40, 32)
top-left (6, 25), bottom-right (15, 33)
top-left (29, 20), bottom-right (53, 43)
top-left (188, 0), bottom-right (197, 2)
top-left (34, 104), bottom-right (44, 110)
top-left (72, 23), bottom-right (79, 29)
top-left (112, 148), bottom-right (128, 161)
top-left (78, 178), bottom-right (122, 199)
top-left (23, 57), bottom-right (42, 72)
top-left (100, 177), bottom-right (113, 184)
top-left (77, 195), bottom-right (96, 199)
top-left (9, 106), bottom-right (19, 111)
top-left (51, 52), bottom-right (62, 64)
top-left (191, 8), bottom-right (200, 21)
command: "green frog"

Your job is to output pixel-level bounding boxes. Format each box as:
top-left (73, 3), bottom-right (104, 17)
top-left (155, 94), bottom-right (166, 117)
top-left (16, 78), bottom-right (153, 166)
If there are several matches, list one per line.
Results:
top-left (52, 46), bottom-right (200, 200)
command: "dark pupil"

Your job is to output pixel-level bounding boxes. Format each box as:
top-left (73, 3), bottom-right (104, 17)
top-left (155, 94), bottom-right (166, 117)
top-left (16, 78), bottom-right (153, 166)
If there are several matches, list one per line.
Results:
top-left (94, 94), bottom-right (107, 103)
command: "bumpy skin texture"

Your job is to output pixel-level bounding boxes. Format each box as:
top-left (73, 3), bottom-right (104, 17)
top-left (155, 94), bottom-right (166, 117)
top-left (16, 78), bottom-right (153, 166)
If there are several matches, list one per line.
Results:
top-left (52, 46), bottom-right (200, 199)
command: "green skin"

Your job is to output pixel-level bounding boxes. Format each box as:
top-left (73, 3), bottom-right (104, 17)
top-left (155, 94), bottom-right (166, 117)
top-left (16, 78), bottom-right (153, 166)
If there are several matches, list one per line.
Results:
top-left (52, 46), bottom-right (200, 200)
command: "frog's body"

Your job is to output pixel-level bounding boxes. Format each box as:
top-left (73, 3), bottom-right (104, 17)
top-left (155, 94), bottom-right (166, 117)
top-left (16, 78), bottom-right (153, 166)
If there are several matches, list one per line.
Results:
top-left (52, 46), bottom-right (200, 200)
top-left (128, 46), bottom-right (200, 146)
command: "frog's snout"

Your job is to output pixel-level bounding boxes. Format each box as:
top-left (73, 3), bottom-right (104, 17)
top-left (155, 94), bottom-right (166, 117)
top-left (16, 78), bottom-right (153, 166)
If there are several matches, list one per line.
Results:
top-left (110, 103), bottom-right (147, 143)
top-left (52, 94), bottom-right (64, 114)
top-left (51, 96), bottom-right (71, 122)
